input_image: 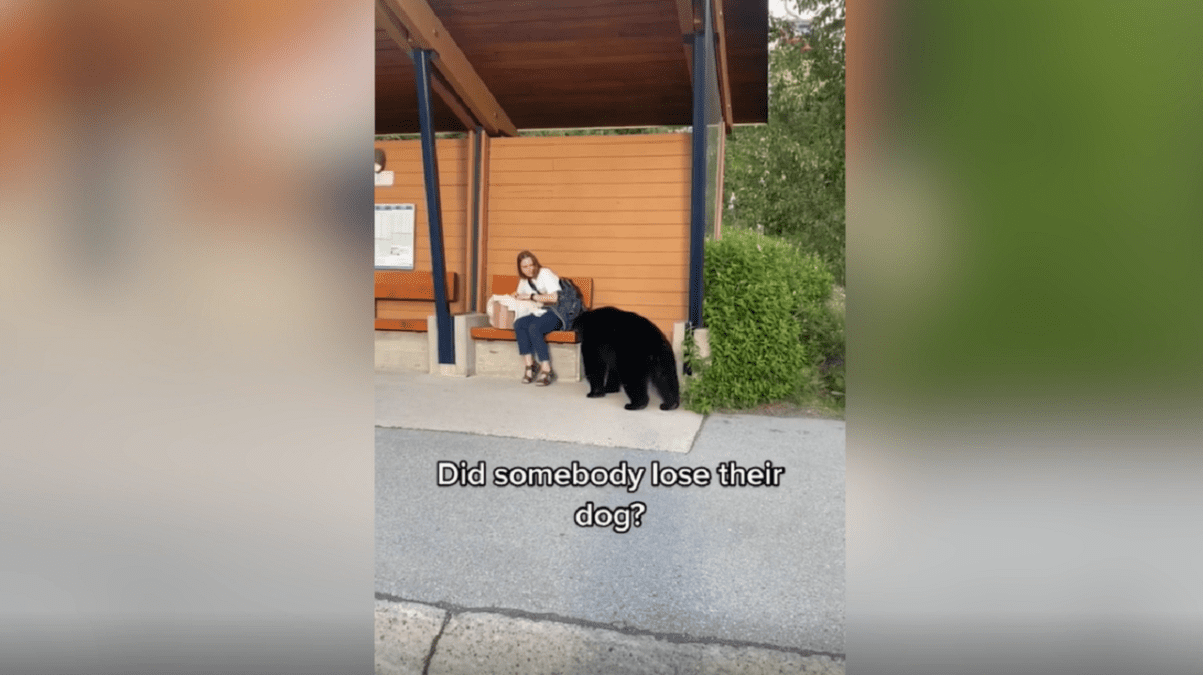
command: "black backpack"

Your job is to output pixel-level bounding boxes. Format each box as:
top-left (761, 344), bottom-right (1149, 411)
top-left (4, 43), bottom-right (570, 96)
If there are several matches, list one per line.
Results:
top-left (548, 278), bottom-right (585, 331)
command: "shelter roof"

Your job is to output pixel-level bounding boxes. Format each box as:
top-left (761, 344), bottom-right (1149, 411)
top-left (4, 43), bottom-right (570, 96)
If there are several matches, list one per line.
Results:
top-left (375, 0), bottom-right (768, 135)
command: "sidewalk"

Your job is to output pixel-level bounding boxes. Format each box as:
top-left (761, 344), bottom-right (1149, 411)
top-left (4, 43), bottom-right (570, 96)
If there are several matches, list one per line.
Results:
top-left (376, 371), bottom-right (705, 453)
top-left (375, 371), bottom-right (846, 674)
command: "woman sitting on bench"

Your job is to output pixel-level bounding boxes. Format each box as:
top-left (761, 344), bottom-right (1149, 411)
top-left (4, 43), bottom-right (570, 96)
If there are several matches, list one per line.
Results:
top-left (513, 250), bottom-right (560, 386)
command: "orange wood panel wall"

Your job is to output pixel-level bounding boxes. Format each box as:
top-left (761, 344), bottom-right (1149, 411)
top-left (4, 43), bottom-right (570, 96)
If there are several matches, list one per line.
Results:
top-left (374, 137), bottom-right (473, 322)
top-left (486, 134), bottom-right (691, 338)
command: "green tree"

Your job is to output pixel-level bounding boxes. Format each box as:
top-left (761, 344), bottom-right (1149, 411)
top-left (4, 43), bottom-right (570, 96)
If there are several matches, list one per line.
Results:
top-left (723, 0), bottom-right (845, 284)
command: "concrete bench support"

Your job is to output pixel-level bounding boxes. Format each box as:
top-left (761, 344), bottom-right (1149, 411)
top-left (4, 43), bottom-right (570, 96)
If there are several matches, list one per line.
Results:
top-left (376, 312), bottom-right (480, 376)
top-left (472, 339), bottom-right (582, 382)
top-left (464, 312), bottom-right (582, 381)
top-left (671, 321), bottom-right (708, 382)
top-left (376, 330), bottom-right (430, 373)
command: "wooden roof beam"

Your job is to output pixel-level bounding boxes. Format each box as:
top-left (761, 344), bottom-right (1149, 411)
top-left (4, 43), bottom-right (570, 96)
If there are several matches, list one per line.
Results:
top-left (377, 0), bottom-right (517, 137)
top-left (429, 71), bottom-right (479, 133)
top-left (712, 0), bottom-right (733, 132)
top-left (376, 3), bottom-right (477, 131)
top-left (676, 0), bottom-right (732, 132)
top-left (675, 0), bottom-right (699, 86)
top-left (678, 0), bottom-right (733, 132)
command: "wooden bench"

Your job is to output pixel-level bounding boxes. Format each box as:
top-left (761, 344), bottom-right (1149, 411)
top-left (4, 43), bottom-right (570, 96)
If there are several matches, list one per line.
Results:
top-left (469, 275), bottom-right (593, 343)
top-left (374, 270), bottom-right (458, 331)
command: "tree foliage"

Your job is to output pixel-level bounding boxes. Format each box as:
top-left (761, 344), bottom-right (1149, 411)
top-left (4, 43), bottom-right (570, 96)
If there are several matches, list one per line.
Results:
top-left (723, 0), bottom-right (845, 284)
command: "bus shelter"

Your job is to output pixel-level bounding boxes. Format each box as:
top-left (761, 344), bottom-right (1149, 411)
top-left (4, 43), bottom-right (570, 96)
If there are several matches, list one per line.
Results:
top-left (374, 0), bottom-right (767, 369)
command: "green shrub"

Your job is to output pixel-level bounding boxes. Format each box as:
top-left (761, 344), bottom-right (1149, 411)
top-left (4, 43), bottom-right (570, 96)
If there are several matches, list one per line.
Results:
top-left (683, 229), bottom-right (835, 413)
top-left (799, 285), bottom-right (845, 408)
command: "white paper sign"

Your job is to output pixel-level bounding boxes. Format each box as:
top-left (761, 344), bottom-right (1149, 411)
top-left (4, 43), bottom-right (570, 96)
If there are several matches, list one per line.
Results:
top-left (375, 204), bottom-right (415, 269)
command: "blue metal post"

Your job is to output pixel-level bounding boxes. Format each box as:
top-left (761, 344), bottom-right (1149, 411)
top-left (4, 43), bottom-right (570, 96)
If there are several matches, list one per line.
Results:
top-left (688, 9), bottom-right (710, 330)
top-left (470, 126), bottom-right (483, 312)
top-left (413, 49), bottom-right (454, 364)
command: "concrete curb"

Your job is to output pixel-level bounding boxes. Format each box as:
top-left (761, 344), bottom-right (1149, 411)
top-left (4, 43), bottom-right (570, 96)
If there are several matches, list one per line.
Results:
top-left (375, 597), bottom-right (845, 675)
top-left (374, 600), bottom-right (448, 675)
top-left (376, 371), bottom-right (704, 454)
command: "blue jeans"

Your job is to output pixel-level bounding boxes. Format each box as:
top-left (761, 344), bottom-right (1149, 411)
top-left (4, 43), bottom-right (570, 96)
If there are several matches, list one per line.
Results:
top-left (513, 311), bottom-right (561, 363)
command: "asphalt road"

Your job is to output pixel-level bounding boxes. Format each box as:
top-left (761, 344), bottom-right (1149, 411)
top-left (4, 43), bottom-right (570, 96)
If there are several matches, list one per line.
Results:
top-left (375, 413), bottom-right (845, 656)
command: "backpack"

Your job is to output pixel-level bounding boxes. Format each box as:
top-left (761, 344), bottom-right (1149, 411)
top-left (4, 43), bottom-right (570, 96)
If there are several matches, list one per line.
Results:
top-left (548, 278), bottom-right (585, 331)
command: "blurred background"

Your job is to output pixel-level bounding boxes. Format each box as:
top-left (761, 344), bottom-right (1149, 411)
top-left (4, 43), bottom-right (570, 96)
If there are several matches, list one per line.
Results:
top-left (2, 0), bottom-right (1202, 673)
top-left (848, 1), bottom-right (1203, 673)
top-left (1, 3), bottom-right (374, 673)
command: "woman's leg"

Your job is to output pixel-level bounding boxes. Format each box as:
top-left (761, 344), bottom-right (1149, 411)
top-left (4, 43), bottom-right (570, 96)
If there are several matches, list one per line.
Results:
top-left (526, 312), bottom-right (559, 372)
top-left (513, 316), bottom-right (535, 359)
top-left (513, 316), bottom-right (537, 381)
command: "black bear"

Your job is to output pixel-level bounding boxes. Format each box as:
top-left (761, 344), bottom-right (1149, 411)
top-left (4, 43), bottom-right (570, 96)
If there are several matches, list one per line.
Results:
top-left (575, 306), bottom-right (680, 411)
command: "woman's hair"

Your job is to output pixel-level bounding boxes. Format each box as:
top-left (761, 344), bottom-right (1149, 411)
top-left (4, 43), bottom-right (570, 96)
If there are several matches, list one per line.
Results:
top-left (516, 250), bottom-right (541, 280)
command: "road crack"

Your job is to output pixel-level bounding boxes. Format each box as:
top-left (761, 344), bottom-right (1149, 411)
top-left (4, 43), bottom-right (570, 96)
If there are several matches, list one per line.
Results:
top-left (420, 607), bottom-right (453, 675)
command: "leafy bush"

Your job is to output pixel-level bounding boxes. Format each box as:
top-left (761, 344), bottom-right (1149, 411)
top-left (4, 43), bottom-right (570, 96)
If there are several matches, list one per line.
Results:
top-left (683, 229), bottom-right (835, 413)
top-left (799, 284), bottom-right (844, 408)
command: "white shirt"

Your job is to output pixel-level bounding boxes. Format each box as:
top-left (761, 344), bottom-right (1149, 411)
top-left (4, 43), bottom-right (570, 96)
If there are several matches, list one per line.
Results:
top-left (518, 267), bottom-right (560, 317)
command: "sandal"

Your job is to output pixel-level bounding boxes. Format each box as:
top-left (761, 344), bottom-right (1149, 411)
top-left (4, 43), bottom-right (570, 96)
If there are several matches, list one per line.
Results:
top-left (521, 364), bottom-right (537, 384)
top-left (535, 368), bottom-right (555, 386)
